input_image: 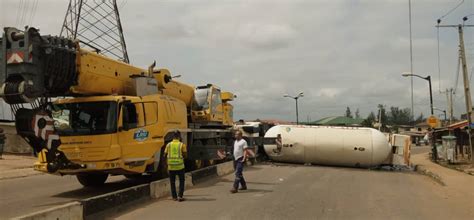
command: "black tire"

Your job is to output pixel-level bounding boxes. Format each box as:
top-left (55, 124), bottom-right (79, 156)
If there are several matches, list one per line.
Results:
top-left (76, 173), bottom-right (108, 187)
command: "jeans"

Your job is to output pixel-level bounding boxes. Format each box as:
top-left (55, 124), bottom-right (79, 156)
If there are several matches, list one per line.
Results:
top-left (169, 169), bottom-right (185, 198)
top-left (233, 157), bottom-right (247, 190)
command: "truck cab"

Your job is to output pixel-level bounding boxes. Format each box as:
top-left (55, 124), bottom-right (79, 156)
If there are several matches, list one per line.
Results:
top-left (35, 94), bottom-right (187, 184)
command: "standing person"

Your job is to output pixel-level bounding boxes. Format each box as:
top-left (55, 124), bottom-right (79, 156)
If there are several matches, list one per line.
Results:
top-left (164, 131), bottom-right (187, 202)
top-left (230, 130), bottom-right (248, 193)
top-left (273, 134), bottom-right (282, 154)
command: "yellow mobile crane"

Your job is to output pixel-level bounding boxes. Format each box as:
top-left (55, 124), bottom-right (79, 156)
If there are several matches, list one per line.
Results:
top-left (0, 27), bottom-right (236, 186)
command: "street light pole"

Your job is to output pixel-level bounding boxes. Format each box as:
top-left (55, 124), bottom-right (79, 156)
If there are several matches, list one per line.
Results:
top-left (427, 76), bottom-right (434, 115)
top-left (434, 107), bottom-right (447, 123)
top-left (295, 98), bottom-right (299, 125)
top-left (284, 92), bottom-right (304, 125)
top-left (402, 73), bottom-right (434, 115)
top-left (403, 73), bottom-right (437, 161)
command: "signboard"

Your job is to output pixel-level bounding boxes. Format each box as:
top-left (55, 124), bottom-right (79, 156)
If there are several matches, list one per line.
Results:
top-left (427, 115), bottom-right (440, 128)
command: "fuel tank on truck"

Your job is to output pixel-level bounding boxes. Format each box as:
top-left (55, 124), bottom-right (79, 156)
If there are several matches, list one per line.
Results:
top-left (263, 125), bottom-right (391, 168)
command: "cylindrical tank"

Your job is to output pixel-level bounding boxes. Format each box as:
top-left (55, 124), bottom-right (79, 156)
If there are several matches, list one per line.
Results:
top-left (264, 125), bottom-right (391, 167)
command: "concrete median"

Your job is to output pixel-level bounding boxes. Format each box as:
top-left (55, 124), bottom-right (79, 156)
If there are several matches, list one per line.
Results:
top-left (13, 202), bottom-right (83, 220)
top-left (216, 161), bottom-right (235, 176)
top-left (81, 183), bottom-right (150, 218)
top-left (150, 173), bottom-right (193, 199)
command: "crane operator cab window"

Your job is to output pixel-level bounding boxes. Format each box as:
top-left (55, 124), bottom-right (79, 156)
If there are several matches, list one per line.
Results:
top-left (211, 88), bottom-right (222, 113)
top-left (192, 88), bottom-right (210, 111)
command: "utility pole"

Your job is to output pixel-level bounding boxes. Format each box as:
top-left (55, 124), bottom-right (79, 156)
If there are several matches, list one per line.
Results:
top-left (436, 20), bottom-right (474, 163)
top-left (408, 0), bottom-right (415, 125)
top-left (448, 88), bottom-right (454, 124)
top-left (458, 24), bottom-right (474, 163)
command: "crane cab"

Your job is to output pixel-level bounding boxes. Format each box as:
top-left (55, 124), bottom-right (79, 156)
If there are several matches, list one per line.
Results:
top-left (191, 84), bottom-right (234, 126)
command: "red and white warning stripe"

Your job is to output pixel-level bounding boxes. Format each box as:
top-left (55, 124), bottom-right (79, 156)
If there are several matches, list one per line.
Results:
top-left (6, 52), bottom-right (24, 64)
top-left (31, 112), bottom-right (57, 150)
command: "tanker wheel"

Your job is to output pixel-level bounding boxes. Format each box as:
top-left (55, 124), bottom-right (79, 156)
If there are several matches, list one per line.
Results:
top-left (76, 173), bottom-right (108, 187)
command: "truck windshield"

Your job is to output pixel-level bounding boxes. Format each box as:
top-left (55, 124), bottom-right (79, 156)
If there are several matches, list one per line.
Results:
top-left (192, 88), bottom-right (210, 111)
top-left (52, 101), bottom-right (118, 136)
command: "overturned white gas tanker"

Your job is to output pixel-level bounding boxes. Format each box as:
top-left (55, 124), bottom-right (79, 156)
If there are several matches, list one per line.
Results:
top-left (263, 125), bottom-right (392, 168)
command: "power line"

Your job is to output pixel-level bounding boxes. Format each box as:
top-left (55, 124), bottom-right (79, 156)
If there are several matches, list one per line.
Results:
top-left (438, 0), bottom-right (465, 21)
top-left (16, 0), bottom-right (24, 26)
top-left (19, 0), bottom-right (28, 26)
top-left (28, 0), bottom-right (39, 25)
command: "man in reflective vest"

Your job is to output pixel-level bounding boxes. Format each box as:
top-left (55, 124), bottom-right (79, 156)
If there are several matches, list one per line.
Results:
top-left (164, 131), bottom-right (187, 202)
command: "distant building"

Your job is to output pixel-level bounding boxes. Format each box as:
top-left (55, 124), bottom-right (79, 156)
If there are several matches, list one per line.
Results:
top-left (413, 122), bottom-right (430, 133)
top-left (460, 108), bottom-right (474, 121)
top-left (310, 116), bottom-right (364, 127)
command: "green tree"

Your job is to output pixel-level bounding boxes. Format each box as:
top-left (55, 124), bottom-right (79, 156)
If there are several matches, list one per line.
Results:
top-left (355, 108), bottom-right (360, 119)
top-left (345, 106), bottom-right (353, 118)
top-left (415, 113), bottom-right (425, 123)
top-left (387, 106), bottom-right (412, 125)
top-left (362, 111), bottom-right (376, 127)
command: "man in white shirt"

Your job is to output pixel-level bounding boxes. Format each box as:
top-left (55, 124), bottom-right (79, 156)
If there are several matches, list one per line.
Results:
top-left (230, 130), bottom-right (248, 193)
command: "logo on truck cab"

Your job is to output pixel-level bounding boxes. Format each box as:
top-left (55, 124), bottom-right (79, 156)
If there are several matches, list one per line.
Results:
top-left (134, 129), bottom-right (149, 141)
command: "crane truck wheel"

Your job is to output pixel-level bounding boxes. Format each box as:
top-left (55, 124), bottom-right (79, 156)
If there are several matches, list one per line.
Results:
top-left (76, 173), bottom-right (108, 187)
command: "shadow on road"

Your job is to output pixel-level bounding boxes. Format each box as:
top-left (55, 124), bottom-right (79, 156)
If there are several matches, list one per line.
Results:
top-left (219, 179), bottom-right (277, 185)
top-left (183, 197), bottom-right (217, 202)
top-left (237, 188), bottom-right (273, 194)
top-left (51, 178), bottom-right (150, 199)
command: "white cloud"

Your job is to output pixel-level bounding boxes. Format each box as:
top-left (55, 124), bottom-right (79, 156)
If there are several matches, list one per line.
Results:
top-left (237, 23), bottom-right (297, 50)
top-left (1, 0), bottom-right (473, 121)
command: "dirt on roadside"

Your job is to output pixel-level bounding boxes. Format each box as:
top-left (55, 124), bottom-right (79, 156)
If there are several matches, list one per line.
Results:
top-left (0, 154), bottom-right (42, 180)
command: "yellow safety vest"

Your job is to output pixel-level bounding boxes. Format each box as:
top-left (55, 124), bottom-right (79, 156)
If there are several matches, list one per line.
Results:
top-left (167, 141), bottom-right (185, 171)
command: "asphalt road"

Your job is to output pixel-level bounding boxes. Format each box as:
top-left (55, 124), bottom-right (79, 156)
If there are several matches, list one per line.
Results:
top-left (410, 145), bottom-right (431, 155)
top-left (0, 174), bottom-right (140, 219)
top-left (0, 145), bottom-right (445, 219)
top-left (115, 163), bottom-right (473, 220)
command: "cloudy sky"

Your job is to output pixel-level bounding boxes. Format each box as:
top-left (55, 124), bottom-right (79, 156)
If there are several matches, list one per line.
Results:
top-left (1, 0), bottom-right (473, 122)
